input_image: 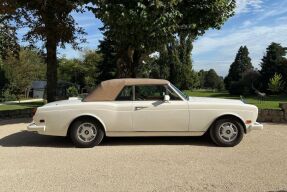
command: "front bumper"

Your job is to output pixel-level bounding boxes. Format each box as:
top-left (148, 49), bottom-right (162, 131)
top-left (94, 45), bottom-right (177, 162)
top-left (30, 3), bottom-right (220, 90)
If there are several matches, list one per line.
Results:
top-left (247, 122), bottom-right (263, 133)
top-left (27, 122), bottom-right (45, 133)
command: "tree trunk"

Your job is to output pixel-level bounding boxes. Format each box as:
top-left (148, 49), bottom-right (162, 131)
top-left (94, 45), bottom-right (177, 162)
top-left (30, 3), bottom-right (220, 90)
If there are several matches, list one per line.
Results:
top-left (116, 46), bottom-right (134, 78)
top-left (167, 44), bottom-right (175, 83)
top-left (46, 35), bottom-right (57, 102)
top-left (132, 50), bottom-right (141, 78)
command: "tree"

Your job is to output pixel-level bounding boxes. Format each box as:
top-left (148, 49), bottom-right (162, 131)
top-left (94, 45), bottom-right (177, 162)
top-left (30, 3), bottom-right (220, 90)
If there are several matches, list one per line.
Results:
top-left (175, 0), bottom-right (236, 89)
top-left (0, 59), bottom-right (8, 92)
top-left (2, 48), bottom-right (46, 99)
top-left (225, 46), bottom-right (253, 90)
top-left (0, 15), bottom-right (19, 60)
top-left (3, 0), bottom-right (86, 102)
top-left (90, 0), bottom-right (236, 83)
top-left (96, 37), bottom-right (117, 83)
top-left (58, 50), bottom-right (102, 90)
top-left (82, 50), bottom-right (102, 88)
top-left (204, 69), bottom-right (222, 90)
top-left (260, 42), bottom-right (287, 92)
top-left (58, 58), bottom-right (83, 86)
top-left (89, 1), bottom-right (181, 78)
top-left (268, 73), bottom-right (285, 94)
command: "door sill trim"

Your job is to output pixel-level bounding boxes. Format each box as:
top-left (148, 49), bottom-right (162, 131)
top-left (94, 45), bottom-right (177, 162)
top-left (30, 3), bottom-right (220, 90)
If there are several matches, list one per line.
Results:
top-left (106, 131), bottom-right (205, 137)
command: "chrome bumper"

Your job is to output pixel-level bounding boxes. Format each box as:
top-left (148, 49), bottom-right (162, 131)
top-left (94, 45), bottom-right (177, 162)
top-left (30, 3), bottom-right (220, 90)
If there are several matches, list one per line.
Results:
top-left (247, 122), bottom-right (263, 133)
top-left (27, 122), bottom-right (45, 133)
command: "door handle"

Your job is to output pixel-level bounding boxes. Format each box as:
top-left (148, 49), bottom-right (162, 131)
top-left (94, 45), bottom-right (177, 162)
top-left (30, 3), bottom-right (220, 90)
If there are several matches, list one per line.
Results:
top-left (135, 106), bottom-right (148, 110)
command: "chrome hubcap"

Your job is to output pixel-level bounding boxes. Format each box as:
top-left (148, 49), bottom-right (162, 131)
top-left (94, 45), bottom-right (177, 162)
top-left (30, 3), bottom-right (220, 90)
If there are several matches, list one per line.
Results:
top-left (219, 122), bottom-right (238, 142)
top-left (77, 123), bottom-right (97, 143)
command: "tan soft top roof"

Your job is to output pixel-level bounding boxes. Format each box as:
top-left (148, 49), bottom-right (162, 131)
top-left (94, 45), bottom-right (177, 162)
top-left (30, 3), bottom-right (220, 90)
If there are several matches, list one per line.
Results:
top-left (83, 78), bottom-right (170, 102)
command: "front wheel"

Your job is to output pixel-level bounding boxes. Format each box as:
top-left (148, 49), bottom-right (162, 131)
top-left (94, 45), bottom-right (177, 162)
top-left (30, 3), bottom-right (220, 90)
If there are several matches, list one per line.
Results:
top-left (210, 118), bottom-right (244, 147)
top-left (70, 118), bottom-right (104, 148)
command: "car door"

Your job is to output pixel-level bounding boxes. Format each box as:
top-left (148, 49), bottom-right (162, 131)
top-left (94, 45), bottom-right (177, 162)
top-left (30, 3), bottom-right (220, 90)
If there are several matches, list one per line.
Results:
top-left (132, 85), bottom-right (189, 132)
top-left (108, 86), bottom-right (133, 132)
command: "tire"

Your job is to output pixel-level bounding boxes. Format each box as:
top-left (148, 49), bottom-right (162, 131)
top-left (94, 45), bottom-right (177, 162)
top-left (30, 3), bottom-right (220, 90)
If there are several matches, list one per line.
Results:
top-left (69, 118), bottom-right (105, 148)
top-left (210, 118), bottom-right (244, 147)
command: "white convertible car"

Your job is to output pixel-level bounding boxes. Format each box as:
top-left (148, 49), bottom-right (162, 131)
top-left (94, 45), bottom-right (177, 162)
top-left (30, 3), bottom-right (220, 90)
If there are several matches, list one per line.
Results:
top-left (28, 78), bottom-right (263, 148)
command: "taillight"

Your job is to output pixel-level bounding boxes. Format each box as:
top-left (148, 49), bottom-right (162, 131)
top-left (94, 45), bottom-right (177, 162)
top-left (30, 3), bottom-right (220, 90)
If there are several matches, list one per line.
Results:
top-left (32, 108), bottom-right (37, 117)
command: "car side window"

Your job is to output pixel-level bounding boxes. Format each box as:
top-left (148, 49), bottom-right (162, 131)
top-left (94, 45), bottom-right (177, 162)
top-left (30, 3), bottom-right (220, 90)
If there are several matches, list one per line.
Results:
top-left (116, 86), bottom-right (133, 101)
top-left (135, 85), bottom-right (166, 101)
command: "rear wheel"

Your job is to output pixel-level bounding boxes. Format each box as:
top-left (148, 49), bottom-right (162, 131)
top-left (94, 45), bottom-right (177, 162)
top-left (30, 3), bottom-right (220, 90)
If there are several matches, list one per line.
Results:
top-left (70, 118), bottom-right (104, 148)
top-left (210, 118), bottom-right (244, 147)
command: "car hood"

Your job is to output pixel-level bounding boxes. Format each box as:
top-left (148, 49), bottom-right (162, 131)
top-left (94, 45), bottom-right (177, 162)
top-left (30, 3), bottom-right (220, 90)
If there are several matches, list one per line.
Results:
top-left (43, 98), bottom-right (82, 107)
top-left (188, 97), bottom-right (244, 105)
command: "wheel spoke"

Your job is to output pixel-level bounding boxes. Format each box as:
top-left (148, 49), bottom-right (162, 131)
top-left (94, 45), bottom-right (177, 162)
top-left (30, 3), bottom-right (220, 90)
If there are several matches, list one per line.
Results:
top-left (218, 122), bottom-right (238, 143)
top-left (76, 122), bottom-right (98, 143)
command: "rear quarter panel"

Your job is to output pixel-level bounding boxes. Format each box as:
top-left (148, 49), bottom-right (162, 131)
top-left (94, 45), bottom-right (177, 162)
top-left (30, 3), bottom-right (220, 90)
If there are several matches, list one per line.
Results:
top-left (34, 101), bottom-right (132, 136)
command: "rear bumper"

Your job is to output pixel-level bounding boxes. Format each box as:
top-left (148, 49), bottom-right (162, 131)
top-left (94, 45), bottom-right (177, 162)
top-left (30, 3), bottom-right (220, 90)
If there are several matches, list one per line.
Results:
top-left (27, 122), bottom-right (45, 133)
top-left (246, 122), bottom-right (263, 133)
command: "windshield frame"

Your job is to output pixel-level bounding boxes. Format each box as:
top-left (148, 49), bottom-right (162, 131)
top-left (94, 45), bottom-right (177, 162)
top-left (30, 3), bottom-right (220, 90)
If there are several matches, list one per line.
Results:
top-left (169, 83), bottom-right (189, 101)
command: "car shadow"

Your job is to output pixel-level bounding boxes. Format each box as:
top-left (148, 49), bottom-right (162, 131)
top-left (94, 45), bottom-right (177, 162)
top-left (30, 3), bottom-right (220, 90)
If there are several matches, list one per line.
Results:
top-left (102, 135), bottom-right (215, 147)
top-left (0, 118), bottom-right (32, 126)
top-left (0, 131), bottom-right (215, 148)
top-left (0, 131), bottom-right (74, 148)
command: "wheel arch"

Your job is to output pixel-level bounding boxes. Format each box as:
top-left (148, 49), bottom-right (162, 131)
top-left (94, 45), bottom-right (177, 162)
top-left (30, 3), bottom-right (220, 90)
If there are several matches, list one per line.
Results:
top-left (66, 114), bottom-right (107, 136)
top-left (210, 114), bottom-right (247, 134)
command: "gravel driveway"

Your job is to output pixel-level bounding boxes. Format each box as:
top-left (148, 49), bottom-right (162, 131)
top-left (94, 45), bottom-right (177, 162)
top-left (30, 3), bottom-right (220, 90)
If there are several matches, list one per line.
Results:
top-left (0, 118), bottom-right (286, 192)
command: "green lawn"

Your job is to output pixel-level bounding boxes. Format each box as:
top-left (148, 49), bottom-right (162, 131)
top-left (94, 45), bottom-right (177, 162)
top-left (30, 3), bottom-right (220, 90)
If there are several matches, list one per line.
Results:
top-left (0, 101), bottom-right (44, 111)
top-left (185, 90), bottom-right (287, 109)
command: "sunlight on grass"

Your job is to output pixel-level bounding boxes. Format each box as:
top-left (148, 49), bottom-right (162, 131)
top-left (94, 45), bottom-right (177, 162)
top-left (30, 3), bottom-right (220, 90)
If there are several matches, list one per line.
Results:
top-left (0, 102), bottom-right (44, 111)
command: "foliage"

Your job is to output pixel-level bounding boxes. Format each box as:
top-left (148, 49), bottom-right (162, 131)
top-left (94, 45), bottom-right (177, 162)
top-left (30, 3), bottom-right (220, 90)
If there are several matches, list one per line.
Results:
top-left (204, 69), bottom-right (218, 89)
top-left (228, 70), bottom-right (261, 95)
top-left (89, 1), bottom-right (181, 77)
top-left (0, 60), bottom-right (8, 92)
top-left (0, 15), bottom-right (19, 60)
top-left (89, 0), bottom-right (236, 78)
top-left (1, 88), bottom-right (16, 102)
top-left (66, 86), bottom-right (79, 97)
top-left (143, 41), bottom-right (198, 90)
top-left (58, 50), bottom-right (102, 90)
top-left (268, 73), bottom-right (285, 94)
top-left (82, 50), bottom-right (103, 88)
top-left (138, 52), bottom-right (170, 80)
top-left (195, 69), bottom-right (224, 91)
top-left (2, 48), bottom-right (46, 99)
top-left (3, 0), bottom-right (86, 102)
top-left (260, 42), bottom-right (287, 92)
top-left (225, 46), bottom-right (253, 91)
top-left (96, 37), bottom-right (117, 83)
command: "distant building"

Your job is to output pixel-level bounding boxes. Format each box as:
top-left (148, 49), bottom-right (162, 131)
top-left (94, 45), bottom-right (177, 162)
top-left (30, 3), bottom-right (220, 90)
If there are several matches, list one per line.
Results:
top-left (31, 80), bottom-right (46, 98)
top-left (29, 80), bottom-right (79, 99)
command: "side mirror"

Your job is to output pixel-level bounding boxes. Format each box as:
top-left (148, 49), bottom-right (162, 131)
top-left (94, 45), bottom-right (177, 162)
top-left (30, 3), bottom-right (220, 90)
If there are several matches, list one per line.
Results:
top-left (164, 95), bottom-right (170, 102)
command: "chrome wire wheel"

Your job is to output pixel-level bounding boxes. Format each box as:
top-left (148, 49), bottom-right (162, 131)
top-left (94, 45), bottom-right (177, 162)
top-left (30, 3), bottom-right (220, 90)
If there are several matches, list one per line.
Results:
top-left (218, 122), bottom-right (238, 142)
top-left (76, 122), bottom-right (97, 143)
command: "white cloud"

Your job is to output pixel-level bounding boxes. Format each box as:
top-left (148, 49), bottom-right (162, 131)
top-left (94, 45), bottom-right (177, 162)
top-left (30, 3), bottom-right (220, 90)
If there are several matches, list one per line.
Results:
top-left (193, 24), bottom-right (287, 76)
top-left (235, 0), bottom-right (263, 14)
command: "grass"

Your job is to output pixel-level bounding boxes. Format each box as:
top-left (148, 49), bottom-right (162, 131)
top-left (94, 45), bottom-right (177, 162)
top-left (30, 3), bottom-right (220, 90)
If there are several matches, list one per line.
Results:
top-left (185, 90), bottom-right (287, 109)
top-left (0, 101), bottom-right (44, 111)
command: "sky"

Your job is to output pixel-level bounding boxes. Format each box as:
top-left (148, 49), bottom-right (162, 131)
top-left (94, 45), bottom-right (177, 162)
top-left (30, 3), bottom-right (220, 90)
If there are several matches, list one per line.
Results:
top-left (17, 0), bottom-right (287, 77)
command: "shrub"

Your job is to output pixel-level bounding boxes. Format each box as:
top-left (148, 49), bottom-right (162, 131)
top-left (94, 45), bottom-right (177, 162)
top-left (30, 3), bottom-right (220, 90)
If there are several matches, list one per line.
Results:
top-left (66, 86), bottom-right (79, 97)
top-left (229, 81), bottom-right (245, 95)
top-left (268, 73), bottom-right (285, 94)
top-left (1, 88), bottom-right (17, 102)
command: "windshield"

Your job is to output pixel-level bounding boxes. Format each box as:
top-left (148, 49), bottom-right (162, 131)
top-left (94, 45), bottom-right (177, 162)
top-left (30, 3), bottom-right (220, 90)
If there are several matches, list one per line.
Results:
top-left (170, 83), bottom-right (189, 100)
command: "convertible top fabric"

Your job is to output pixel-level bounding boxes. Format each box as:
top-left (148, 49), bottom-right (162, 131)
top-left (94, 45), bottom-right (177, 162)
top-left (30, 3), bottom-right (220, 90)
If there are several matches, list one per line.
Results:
top-left (83, 78), bottom-right (169, 102)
